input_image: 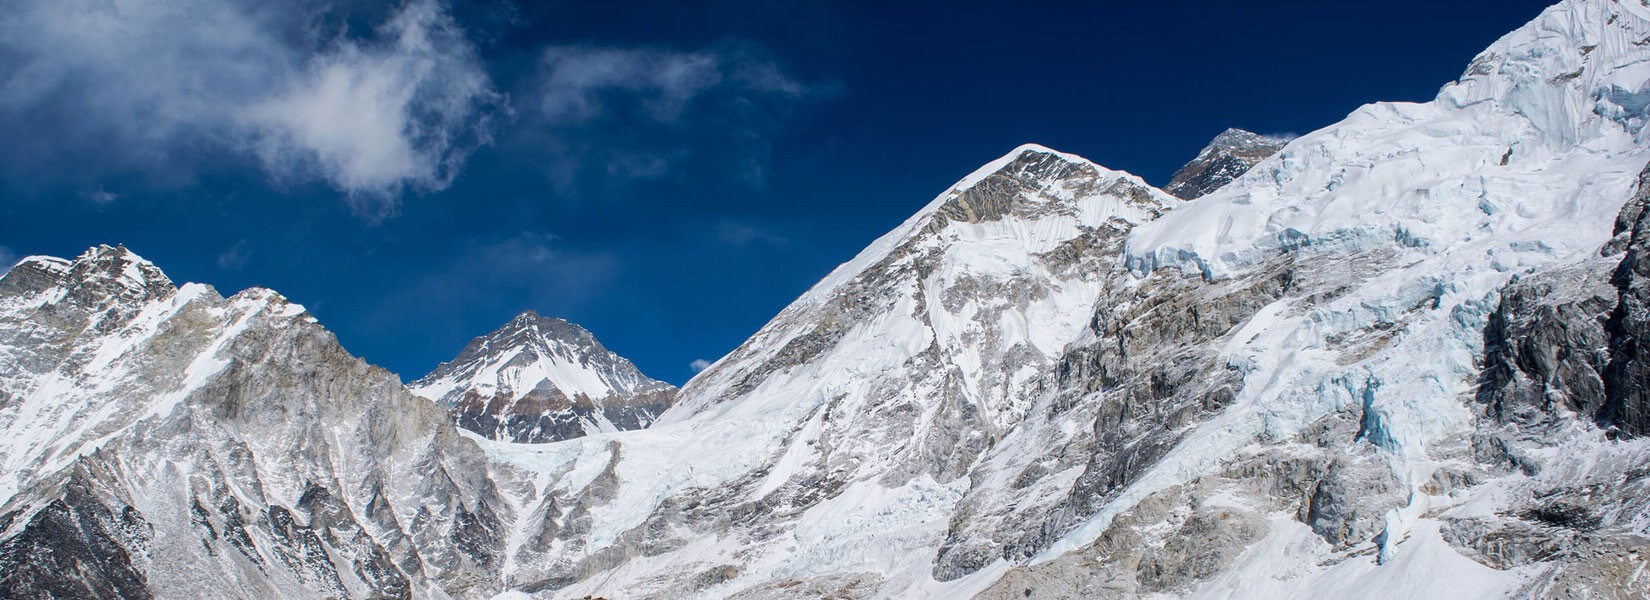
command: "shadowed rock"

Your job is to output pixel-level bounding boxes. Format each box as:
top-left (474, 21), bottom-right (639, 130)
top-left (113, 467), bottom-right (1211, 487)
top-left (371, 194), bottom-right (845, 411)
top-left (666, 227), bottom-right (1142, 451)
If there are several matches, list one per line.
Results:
top-left (1163, 128), bottom-right (1289, 200)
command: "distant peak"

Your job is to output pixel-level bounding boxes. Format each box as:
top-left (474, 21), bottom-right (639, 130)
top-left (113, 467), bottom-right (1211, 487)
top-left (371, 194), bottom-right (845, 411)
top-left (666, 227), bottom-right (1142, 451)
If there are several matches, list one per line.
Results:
top-left (1205, 128), bottom-right (1294, 150)
top-left (1211, 128), bottom-right (1263, 144)
top-left (1163, 128), bottom-right (1290, 200)
top-left (410, 310), bottom-right (676, 443)
top-left (506, 309), bottom-right (580, 335)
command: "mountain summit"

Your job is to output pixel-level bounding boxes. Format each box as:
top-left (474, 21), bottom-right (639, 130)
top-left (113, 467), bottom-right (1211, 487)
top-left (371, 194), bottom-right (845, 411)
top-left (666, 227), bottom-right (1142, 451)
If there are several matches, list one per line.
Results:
top-left (1162, 128), bottom-right (1289, 200)
top-left (409, 310), bottom-right (676, 443)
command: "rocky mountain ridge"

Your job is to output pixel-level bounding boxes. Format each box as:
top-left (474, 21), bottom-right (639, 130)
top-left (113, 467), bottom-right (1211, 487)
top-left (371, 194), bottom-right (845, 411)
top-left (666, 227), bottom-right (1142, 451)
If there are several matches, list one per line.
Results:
top-left (0, 245), bottom-right (511, 599)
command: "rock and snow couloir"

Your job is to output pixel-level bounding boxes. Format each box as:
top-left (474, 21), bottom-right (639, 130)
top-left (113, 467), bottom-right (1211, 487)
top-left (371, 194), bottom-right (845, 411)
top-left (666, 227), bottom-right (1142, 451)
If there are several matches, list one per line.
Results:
top-left (409, 311), bottom-right (676, 443)
top-left (5, 1), bottom-right (1650, 598)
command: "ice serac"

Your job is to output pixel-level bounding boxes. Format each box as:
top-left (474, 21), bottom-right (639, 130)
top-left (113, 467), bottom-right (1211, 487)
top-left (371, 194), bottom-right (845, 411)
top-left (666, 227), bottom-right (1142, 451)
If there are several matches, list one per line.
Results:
top-left (0, 245), bottom-right (517, 599)
top-left (1010, 0), bottom-right (1650, 595)
top-left (1161, 128), bottom-right (1289, 200)
top-left (409, 311), bottom-right (676, 443)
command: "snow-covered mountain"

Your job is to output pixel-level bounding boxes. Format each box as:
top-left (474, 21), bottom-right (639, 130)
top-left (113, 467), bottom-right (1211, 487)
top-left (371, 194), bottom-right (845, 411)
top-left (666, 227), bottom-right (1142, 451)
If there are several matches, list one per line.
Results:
top-left (409, 311), bottom-right (676, 443)
top-left (5, 1), bottom-right (1650, 598)
top-left (494, 1), bottom-right (1650, 596)
top-left (0, 245), bottom-right (511, 598)
top-left (1161, 128), bottom-right (1289, 200)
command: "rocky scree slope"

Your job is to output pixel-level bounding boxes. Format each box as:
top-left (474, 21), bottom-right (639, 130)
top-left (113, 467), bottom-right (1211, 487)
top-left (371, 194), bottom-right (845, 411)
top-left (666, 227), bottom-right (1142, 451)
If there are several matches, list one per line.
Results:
top-left (410, 311), bottom-right (676, 443)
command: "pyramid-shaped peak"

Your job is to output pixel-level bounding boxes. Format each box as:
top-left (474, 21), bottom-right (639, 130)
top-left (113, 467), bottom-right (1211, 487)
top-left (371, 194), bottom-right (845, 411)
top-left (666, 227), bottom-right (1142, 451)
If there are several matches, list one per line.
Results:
top-left (956, 143), bottom-right (1110, 189)
top-left (501, 309), bottom-right (597, 345)
top-left (410, 311), bottom-right (676, 443)
top-left (1208, 128), bottom-right (1289, 148)
top-left (1163, 128), bottom-right (1290, 200)
top-left (510, 309), bottom-right (571, 326)
top-left (924, 143), bottom-right (1166, 230)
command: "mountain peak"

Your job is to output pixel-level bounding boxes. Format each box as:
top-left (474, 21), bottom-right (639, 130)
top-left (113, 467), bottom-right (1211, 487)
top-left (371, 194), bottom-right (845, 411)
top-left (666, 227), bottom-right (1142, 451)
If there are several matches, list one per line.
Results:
top-left (1162, 127), bottom-right (1289, 200)
top-left (930, 143), bottom-right (1165, 226)
top-left (1209, 127), bottom-right (1286, 148)
top-left (0, 245), bottom-right (174, 311)
top-left (410, 312), bottom-right (676, 443)
top-left (510, 308), bottom-right (551, 324)
top-left (948, 143), bottom-right (1110, 194)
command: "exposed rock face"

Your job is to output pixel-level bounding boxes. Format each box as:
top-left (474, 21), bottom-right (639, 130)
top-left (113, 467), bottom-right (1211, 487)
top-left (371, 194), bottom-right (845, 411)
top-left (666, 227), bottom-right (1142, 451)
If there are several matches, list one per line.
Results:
top-left (409, 311), bottom-right (676, 443)
top-left (1475, 162), bottom-right (1650, 443)
top-left (1604, 165), bottom-right (1650, 437)
top-left (1457, 163), bottom-right (1650, 599)
top-left (0, 246), bottom-right (513, 599)
top-left (1161, 128), bottom-right (1288, 200)
top-left (0, 459), bottom-right (153, 600)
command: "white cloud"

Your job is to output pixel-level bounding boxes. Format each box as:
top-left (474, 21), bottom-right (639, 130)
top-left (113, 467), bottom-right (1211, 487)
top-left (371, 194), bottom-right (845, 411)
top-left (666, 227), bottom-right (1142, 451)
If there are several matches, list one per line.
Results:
top-left (0, 0), bottom-right (499, 216)
top-left (0, 247), bottom-right (15, 276)
top-left (689, 358), bottom-right (713, 373)
top-left (243, 0), bottom-right (500, 217)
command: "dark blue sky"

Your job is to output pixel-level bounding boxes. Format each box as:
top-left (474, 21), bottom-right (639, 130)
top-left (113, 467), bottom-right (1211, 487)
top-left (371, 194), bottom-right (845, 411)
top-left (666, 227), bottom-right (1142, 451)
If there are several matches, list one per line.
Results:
top-left (0, 0), bottom-right (1555, 383)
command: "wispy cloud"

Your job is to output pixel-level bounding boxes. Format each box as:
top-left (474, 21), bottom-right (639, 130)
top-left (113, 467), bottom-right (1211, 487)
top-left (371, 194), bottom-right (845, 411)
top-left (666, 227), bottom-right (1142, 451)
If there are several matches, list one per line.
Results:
top-left (689, 358), bottom-right (712, 373)
top-left (217, 240), bottom-right (251, 270)
top-left (0, 0), bottom-right (500, 217)
top-left (0, 246), bottom-right (15, 276)
top-left (525, 42), bottom-right (835, 190)
top-left (537, 47), bottom-right (728, 124)
top-left (85, 189), bottom-right (119, 205)
top-left (716, 219), bottom-right (788, 246)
